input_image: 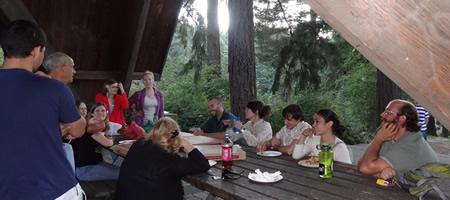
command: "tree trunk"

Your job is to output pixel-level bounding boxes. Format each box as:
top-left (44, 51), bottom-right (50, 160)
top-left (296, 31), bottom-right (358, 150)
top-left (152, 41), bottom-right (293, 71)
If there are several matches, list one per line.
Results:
top-left (207, 0), bottom-right (221, 78)
top-left (373, 69), bottom-right (403, 131)
top-left (443, 126), bottom-right (449, 138)
top-left (427, 115), bottom-right (437, 136)
top-left (228, 0), bottom-right (257, 120)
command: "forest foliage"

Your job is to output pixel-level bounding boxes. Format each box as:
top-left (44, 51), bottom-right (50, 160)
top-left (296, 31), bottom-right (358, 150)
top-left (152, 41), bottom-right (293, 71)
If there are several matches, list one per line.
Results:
top-left (131, 0), bottom-right (378, 144)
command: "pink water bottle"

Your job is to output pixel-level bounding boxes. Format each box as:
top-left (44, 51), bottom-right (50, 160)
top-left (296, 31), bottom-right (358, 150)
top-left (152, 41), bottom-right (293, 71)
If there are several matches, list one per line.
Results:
top-left (222, 134), bottom-right (233, 169)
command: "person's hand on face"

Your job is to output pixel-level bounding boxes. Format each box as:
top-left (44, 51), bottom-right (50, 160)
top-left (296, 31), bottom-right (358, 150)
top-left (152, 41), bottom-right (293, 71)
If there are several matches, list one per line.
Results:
top-left (302, 128), bottom-right (315, 138)
top-left (375, 121), bottom-right (398, 142)
top-left (118, 82), bottom-right (125, 93)
top-left (87, 117), bottom-right (106, 133)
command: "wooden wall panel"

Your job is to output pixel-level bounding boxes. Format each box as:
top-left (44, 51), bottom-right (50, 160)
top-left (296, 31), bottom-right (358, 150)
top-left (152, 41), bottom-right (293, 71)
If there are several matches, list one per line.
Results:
top-left (135, 0), bottom-right (183, 73)
top-left (304, 0), bottom-right (450, 129)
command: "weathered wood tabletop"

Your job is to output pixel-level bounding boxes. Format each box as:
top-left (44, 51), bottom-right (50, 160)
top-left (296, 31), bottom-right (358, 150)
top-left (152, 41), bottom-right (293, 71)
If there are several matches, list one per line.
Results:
top-left (183, 146), bottom-right (416, 200)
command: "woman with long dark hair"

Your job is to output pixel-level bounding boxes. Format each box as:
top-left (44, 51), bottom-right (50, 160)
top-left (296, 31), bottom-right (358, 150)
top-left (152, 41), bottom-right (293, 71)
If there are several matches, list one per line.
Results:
top-left (292, 109), bottom-right (351, 164)
top-left (71, 103), bottom-right (120, 181)
top-left (95, 79), bottom-right (129, 124)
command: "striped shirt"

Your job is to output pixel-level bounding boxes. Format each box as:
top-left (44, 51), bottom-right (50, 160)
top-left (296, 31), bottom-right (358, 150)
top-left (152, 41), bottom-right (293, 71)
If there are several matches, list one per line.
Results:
top-left (415, 105), bottom-right (429, 131)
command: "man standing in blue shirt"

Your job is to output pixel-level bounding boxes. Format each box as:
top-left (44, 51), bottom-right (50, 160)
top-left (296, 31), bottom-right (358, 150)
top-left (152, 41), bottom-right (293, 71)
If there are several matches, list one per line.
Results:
top-left (415, 101), bottom-right (430, 140)
top-left (0, 20), bottom-right (86, 199)
top-left (193, 97), bottom-right (235, 139)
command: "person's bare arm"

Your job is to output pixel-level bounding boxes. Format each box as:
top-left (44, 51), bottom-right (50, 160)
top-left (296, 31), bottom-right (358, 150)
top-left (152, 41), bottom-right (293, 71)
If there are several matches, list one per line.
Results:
top-left (257, 137), bottom-right (281, 153)
top-left (201, 131), bottom-right (226, 139)
top-left (180, 138), bottom-right (195, 153)
top-left (63, 117), bottom-right (86, 138)
top-left (277, 139), bottom-right (299, 155)
top-left (358, 122), bottom-right (397, 176)
top-left (91, 132), bottom-right (114, 147)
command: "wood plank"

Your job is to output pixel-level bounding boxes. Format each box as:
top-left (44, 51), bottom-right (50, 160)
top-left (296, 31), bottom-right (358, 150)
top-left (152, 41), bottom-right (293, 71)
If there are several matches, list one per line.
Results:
top-left (303, 0), bottom-right (450, 129)
top-left (0, 0), bottom-right (35, 21)
top-left (123, 0), bottom-right (151, 94)
top-left (241, 147), bottom-right (413, 199)
top-left (74, 70), bottom-right (121, 80)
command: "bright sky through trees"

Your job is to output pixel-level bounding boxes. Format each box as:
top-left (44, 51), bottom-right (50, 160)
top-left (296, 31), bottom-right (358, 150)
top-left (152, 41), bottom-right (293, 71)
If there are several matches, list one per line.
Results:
top-left (192, 0), bottom-right (310, 33)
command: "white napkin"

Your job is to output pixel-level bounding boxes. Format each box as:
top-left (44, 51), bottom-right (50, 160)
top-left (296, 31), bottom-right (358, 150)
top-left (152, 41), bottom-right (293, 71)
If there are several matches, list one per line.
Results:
top-left (249, 169), bottom-right (282, 182)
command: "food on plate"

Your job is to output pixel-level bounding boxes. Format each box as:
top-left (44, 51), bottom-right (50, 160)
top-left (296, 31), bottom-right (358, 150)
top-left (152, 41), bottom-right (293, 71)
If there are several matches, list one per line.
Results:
top-left (302, 156), bottom-right (319, 164)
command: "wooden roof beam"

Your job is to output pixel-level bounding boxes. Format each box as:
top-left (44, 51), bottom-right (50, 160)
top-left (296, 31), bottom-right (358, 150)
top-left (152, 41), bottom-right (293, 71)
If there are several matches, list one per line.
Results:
top-left (123, 0), bottom-right (152, 94)
top-left (304, 0), bottom-right (450, 129)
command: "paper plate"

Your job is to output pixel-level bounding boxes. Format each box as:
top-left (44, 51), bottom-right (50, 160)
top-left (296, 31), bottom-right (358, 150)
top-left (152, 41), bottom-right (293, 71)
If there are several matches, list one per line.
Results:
top-left (118, 140), bottom-right (136, 145)
top-left (256, 151), bottom-right (282, 157)
top-left (208, 160), bottom-right (217, 167)
top-left (248, 174), bottom-right (283, 183)
top-left (298, 159), bottom-right (319, 168)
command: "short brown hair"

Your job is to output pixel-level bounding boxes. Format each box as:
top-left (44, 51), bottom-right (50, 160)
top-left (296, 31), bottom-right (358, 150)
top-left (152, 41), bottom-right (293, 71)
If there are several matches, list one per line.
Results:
top-left (398, 101), bottom-right (421, 132)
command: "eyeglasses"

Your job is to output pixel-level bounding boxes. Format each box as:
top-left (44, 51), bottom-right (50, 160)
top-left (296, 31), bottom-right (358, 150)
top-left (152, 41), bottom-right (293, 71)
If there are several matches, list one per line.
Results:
top-left (221, 169), bottom-right (244, 180)
top-left (383, 110), bottom-right (399, 115)
top-left (63, 64), bottom-right (76, 72)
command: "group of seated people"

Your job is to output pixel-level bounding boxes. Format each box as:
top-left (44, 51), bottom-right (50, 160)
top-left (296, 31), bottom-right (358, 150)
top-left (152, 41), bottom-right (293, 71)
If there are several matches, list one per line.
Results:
top-left (38, 52), bottom-right (440, 197)
top-left (2, 20), bottom-right (440, 200)
top-left (193, 97), bottom-right (439, 181)
top-left (61, 80), bottom-right (441, 198)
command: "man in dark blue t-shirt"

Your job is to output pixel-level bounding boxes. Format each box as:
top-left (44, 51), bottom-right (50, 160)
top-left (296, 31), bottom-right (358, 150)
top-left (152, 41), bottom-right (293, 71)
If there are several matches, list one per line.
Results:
top-left (0, 20), bottom-right (86, 199)
top-left (193, 97), bottom-right (235, 139)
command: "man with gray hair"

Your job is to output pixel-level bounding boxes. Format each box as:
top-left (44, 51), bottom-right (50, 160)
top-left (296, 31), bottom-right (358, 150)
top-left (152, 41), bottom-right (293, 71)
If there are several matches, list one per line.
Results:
top-left (43, 52), bottom-right (76, 84)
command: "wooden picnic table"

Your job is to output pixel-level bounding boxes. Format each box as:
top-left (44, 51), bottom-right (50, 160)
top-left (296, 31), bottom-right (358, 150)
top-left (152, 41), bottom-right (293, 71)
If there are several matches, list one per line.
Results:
top-left (109, 132), bottom-right (223, 157)
top-left (183, 146), bottom-right (416, 200)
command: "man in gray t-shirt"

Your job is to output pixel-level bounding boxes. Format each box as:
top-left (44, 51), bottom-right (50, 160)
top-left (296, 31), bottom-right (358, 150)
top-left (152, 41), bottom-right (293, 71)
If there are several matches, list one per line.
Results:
top-left (357, 100), bottom-right (438, 180)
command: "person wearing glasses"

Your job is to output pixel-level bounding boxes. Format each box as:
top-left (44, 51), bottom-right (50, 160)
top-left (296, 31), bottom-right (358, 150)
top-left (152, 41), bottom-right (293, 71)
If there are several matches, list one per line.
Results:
top-left (42, 52), bottom-right (76, 84)
top-left (115, 117), bottom-right (209, 200)
top-left (39, 52), bottom-right (79, 175)
top-left (292, 109), bottom-right (352, 164)
top-left (95, 79), bottom-right (129, 124)
top-left (357, 99), bottom-right (438, 180)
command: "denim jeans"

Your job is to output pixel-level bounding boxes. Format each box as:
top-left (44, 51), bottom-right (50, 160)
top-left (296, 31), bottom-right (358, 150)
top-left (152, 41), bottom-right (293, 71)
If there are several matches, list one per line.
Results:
top-left (421, 130), bottom-right (427, 141)
top-left (62, 143), bottom-right (75, 174)
top-left (75, 162), bottom-right (120, 181)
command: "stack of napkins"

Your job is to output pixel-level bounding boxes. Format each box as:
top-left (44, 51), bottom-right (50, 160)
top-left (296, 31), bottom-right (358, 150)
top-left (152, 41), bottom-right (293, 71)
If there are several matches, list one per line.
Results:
top-left (248, 169), bottom-right (282, 182)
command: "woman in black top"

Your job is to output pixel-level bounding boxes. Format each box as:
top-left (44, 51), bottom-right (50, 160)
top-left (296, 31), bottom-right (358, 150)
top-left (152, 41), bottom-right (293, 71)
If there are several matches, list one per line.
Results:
top-left (71, 102), bottom-right (120, 181)
top-left (115, 117), bottom-right (210, 200)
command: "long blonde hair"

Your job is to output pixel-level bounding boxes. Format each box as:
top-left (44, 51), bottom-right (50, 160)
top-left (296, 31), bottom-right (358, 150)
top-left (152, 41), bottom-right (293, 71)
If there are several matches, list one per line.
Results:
top-left (145, 117), bottom-right (180, 153)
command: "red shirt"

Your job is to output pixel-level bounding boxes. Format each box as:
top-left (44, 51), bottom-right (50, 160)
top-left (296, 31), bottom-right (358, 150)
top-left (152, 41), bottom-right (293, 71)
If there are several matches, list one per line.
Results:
top-left (95, 93), bottom-right (129, 124)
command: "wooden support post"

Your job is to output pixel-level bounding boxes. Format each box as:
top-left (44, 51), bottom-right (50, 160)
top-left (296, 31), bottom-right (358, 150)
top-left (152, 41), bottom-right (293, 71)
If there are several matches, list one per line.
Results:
top-left (123, 0), bottom-right (152, 95)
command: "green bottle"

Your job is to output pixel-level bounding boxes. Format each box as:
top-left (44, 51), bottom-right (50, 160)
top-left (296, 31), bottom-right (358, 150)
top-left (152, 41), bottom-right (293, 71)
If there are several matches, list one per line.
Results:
top-left (319, 142), bottom-right (333, 178)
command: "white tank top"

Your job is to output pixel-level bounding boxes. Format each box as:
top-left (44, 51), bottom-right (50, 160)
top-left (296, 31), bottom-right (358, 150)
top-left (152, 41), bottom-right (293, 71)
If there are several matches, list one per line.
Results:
top-left (143, 96), bottom-right (158, 122)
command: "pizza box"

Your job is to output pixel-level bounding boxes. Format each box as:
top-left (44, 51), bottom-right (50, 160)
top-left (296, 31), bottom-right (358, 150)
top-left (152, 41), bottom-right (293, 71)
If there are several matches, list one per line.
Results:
top-left (193, 145), bottom-right (246, 161)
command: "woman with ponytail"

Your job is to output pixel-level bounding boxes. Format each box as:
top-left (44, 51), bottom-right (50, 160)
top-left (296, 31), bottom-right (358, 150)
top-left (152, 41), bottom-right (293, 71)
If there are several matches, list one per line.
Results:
top-left (225, 100), bottom-right (273, 146)
top-left (292, 109), bottom-right (351, 164)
